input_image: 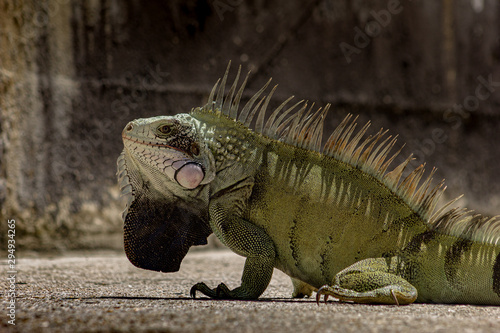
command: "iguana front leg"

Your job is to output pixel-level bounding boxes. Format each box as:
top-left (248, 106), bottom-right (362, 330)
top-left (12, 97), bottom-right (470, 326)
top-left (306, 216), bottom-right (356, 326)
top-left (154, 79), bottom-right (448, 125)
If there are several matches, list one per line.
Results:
top-left (316, 257), bottom-right (417, 305)
top-left (190, 178), bottom-right (276, 300)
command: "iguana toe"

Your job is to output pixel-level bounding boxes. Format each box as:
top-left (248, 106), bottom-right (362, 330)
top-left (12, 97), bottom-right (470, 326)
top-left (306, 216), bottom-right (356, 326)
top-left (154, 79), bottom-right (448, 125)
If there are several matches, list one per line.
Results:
top-left (190, 282), bottom-right (236, 299)
top-left (190, 282), bottom-right (215, 298)
top-left (316, 285), bottom-right (333, 305)
top-left (215, 283), bottom-right (232, 298)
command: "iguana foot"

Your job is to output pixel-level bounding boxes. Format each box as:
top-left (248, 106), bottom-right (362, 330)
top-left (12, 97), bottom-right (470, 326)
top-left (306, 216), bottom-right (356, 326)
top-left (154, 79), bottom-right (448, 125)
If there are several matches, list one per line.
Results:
top-left (190, 282), bottom-right (230, 299)
top-left (315, 284), bottom-right (414, 305)
top-left (190, 282), bottom-right (259, 300)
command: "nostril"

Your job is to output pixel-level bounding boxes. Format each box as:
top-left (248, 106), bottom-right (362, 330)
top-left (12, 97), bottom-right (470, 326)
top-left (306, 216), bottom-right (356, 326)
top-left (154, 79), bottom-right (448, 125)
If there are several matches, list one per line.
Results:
top-left (125, 123), bottom-right (133, 131)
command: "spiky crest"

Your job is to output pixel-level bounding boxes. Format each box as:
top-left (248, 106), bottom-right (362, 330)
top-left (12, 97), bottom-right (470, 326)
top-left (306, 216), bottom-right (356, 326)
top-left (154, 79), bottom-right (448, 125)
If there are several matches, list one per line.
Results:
top-left (194, 63), bottom-right (500, 245)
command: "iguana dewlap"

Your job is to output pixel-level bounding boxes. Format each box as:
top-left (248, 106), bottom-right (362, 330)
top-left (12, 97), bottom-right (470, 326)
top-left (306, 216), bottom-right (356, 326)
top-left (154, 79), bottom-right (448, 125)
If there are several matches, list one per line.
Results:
top-left (117, 64), bottom-right (500, 305)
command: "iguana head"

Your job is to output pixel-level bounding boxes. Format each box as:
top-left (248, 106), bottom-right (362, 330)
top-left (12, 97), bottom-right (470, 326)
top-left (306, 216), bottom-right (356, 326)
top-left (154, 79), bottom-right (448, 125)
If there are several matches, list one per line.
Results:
top-left (121, 114), bottom-right (216, 189)
top-left (117, 114), bottom-right (215, 273)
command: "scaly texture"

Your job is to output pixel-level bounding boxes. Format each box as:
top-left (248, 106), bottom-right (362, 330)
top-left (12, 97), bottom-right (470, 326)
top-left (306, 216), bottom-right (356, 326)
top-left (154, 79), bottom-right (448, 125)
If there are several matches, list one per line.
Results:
top-left (117, 63), bottom-right (500, 305)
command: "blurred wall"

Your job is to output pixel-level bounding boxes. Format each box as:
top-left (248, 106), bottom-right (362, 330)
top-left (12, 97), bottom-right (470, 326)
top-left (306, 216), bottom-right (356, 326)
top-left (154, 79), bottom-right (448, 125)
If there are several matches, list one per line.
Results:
top-left (1, 0), bottom-right (499, 250)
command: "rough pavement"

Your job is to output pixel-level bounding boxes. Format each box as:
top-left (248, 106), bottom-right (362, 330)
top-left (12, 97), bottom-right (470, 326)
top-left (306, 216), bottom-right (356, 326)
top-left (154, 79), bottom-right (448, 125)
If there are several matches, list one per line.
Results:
top-left (2, 250), bottom-right (500, 332)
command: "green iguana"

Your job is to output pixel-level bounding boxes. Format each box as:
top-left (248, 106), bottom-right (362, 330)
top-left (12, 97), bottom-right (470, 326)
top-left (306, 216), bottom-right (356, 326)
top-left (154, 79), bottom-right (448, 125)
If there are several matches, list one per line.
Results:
top-left (117, 64), bottom-right (500, 305)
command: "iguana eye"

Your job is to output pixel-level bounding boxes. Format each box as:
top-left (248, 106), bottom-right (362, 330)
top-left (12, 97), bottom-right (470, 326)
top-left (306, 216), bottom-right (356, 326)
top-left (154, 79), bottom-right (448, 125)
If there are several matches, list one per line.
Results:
top-left (157, 124), bottom-right (174, 135)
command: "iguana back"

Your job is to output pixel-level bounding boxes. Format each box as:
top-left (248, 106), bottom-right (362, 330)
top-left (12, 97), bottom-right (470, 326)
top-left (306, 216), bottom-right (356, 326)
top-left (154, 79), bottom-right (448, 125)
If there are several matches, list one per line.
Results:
top-left (118, 64), bottom-right (500, 305)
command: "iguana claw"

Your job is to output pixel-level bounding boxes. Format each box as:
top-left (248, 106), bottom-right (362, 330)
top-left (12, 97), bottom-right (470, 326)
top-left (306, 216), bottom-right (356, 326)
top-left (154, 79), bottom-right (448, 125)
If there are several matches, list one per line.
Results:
top-left (190, 282), bottom-right (234, 299)
top-left (316, 286), bottom-right (330, 305)
top-left (190, 282), bottom-right (205, 298)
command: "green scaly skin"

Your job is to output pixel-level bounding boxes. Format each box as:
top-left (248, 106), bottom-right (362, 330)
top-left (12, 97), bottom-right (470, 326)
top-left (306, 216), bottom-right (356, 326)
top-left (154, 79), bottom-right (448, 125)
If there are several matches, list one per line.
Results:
top-left (117, 65), bottom-right (500, 305)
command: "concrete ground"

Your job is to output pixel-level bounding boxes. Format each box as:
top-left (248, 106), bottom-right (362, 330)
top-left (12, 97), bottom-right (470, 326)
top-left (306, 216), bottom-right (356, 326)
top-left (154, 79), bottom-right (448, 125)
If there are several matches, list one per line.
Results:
top-left (2, 249), bottom-right (500, 333)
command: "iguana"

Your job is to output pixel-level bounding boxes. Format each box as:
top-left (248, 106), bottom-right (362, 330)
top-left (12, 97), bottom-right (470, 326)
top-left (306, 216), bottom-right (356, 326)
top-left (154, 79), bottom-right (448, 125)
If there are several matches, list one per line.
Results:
top-left (117, 64), bottom-right (500, 305)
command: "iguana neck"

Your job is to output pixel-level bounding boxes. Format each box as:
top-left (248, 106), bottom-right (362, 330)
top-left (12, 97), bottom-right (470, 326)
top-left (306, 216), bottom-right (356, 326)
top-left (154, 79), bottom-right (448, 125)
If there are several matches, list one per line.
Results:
top-left (192, 108), bottom-right (269, 175)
